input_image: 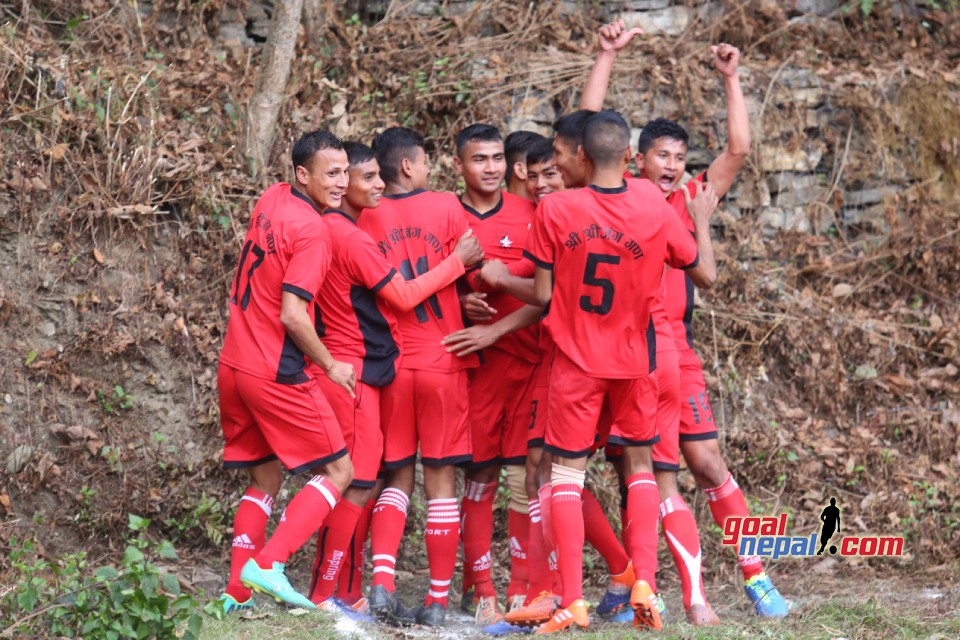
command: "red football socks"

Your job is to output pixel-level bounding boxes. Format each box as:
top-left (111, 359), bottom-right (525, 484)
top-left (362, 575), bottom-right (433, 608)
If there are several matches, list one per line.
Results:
top-left (256, 475), bottom-right (339, 567)
top-left (370, 487), bottom-right (409, 591)
top-left (424, 498), bottom-right (460, 607)
top-left (225, 487), bottom-right (274, 601)
top-left (661, 496), bottom-right (709, 610)
top-left (582, 488), bottom-right (630, 576)
top-left (461, 480), bottom-right (497, 598)
top-left (338, 497), bottom-right (374, 605)
top-left (550, 479), bottom-right (584, 607)
top-left (525, 497), bottom-right (554, 599)
top-left (507, 508), bottom-right (530, 601)
top-left (625, 472), bottom-right (659, 591)
top-left (308, 499), bottom-right (363, 603)
top-left (704, 473), bottom-right (764, 580)
top-left (538, 484), bottom-right (554, 550)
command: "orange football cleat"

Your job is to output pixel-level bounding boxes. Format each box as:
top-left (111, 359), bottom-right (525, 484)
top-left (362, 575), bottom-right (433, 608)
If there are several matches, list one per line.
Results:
top-left (534, 599), bottom-right (589, 634)
top-left (630, 580), bottom-right (663, 631)
top-left (505, 591), bottom-right (560, 627)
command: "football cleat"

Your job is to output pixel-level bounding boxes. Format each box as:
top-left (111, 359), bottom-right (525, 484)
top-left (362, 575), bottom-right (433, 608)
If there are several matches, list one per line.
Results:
top-left (744, 573), bottom-right (789, 618)
top-left (239, 560), bottom-right (315, 609)
top-left (534, 599), bottom-right (589, 634)
top-left (505, 591), bottom-right (561, 627)
top-left (219, 593), bottom-right (254, 615)
top-left (629, 579), bottom-right (663, 630)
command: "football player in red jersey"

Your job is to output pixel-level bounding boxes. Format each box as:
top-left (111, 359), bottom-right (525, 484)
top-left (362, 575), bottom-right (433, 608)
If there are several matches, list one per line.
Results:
top-left (304, 142), bottom-right (482, 615)
top-left (218, 130), bottom-right (357, 612)
top-left (358, 127), bottom-right (481, 628)
top-left (453, 124), bottom-right (542, 627)
top-left (527, 111), bottom-right (717, 634)
top-left (580, 21), bottom-right (788, 618)
top-left (504, 130), bottom-right (545, 201)
top-left (525, 137), bottom-right (566, 205)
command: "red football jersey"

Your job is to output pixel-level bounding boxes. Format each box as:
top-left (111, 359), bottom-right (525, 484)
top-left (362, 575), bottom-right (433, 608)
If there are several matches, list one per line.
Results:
top-left (358, 189), bottom-right (478, 372)
top-left (662, 172), bottom-right (706, 350)
top-left (313, 210), bottom-right (402, 386)
top-left (462, 191), bottom-right (541, 364)
top-left (526, 180), bottom-right (699, 378)
top-left (220, 183), bottom-right (331, 383)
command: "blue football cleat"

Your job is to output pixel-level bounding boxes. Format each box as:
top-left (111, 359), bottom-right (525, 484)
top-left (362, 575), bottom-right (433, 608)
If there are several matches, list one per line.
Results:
top-left (219, 593), bottom-right (254, 614)
top-left (596, 588), bottom-right (631, 616)
top-left (239, 559), bottom-right (316, 609)
top-left (483, 619), bottom-right (532, 635)
top-left (744, 573), bottom-right (789, 618)
top-left (316, 597), bottom-right (375, 623)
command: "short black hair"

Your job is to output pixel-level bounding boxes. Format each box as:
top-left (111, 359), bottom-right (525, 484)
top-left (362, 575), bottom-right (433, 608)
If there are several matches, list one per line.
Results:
top-left (637, 118), bottom-right (689, 154)
top-left (372, 127), bottom-right (425, 185)
top-left (525, 136), bottom-right (555, 167)
top-left (455, 123), bottom-right (503, 159)
top-left (583, 110), bottom-right (631, 168)
top-left (343, 141), bottom-right (376, 167)
top-left (292, 129), bottom-right (343, 171)
top-left (505, 131), bottom-right (544, 183)
top-left (552, 109), bottom-right (597, 149)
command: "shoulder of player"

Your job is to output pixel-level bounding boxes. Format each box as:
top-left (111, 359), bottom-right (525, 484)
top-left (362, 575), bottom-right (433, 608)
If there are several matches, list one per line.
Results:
top-left (501, 190), bottom-right (536, 212)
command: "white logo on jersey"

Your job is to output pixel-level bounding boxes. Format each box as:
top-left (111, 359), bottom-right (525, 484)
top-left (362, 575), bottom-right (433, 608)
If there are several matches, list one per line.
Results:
top-left (499, 235), bottom-right (513, 248)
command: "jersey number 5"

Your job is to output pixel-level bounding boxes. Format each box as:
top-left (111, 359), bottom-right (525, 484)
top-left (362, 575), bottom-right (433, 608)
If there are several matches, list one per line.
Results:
top-left (579, 252), bottom-right (620, 315)
top-left (231, 239), bottom-right (266, 311)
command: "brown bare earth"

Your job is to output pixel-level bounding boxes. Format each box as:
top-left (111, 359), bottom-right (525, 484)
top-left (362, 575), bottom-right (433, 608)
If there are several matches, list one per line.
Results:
top-left (1, 0), bottom-right (958, 635)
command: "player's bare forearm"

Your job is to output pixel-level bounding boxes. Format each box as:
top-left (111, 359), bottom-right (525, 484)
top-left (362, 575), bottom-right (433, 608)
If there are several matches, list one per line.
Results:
top-left (442, 304), bottom-right (542, 356)
top-left (707, 45), bottom-right (750, 197)
top-left (495, 274), bottom-right (540, 306)
top-left (280, 291), bottom-right (336, 371)
top-left (380, 253), bottom-right (464, 312)
top-left (533, 266), bottom-right (553, 306)
top-left (688, 216), bottom-right (717, 290)
top-left (580, 50), bottom-right (617, 111)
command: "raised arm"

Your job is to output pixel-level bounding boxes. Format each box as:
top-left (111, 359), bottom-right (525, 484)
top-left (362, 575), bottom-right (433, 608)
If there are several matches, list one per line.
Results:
top-left (580, 20), bottom-right (644, 111)
top-left (705, 43), bottom-right (750, 197)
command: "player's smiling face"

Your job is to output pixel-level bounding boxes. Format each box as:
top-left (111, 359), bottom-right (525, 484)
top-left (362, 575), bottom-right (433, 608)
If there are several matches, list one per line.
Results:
top-left (636, 137), bottom-right (687, 195)
top-left (552, 136), bottom-right (585, 188)
top-left (345, 158), bottom-right (385, 210)
top-left (526, 160), bottom-right (565, 205)
top-left (457, 140), bottom-right (506, 196)
top-left (297, 147), bottom-right (350, 209)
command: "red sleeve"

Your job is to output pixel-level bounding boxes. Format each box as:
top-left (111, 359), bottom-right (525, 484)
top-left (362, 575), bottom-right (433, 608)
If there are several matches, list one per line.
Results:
top-left (508, 257), bottom-right (535, 278)
top-left (347, 231), bottom-right (397, 293)
top-left (446, 205), bottom-right (468, 256)
top-left (282, 220), bottom-right (331, 301)
top-left (662, 202), bottom-right (699, 271)
top-left (379, 254), bottom-right (465, 311)
top-left (523, 201), bottom-right (555, 270)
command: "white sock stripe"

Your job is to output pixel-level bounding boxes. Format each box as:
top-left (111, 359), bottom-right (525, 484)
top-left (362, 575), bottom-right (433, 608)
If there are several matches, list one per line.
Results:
top-left (430, 579), bottom-right (452, 586)
top-left (428, 498), bottom-right (460, 505)
top-left (240, 495), bottom-right (274, 517)
top-left (664, 529), bottom-right (706, 607)
top-left (372, 566), bottom-right (395, 574)
top-left (628, 479), bottom-right (658, 489)
top-left (428, 589), bottom-right (449, 598)
top-left (307, 477), bottom-right (338, 509)
top-left (371, 554), bottom-right (395, 563)
top-left (381, 488), bottom-right (410, 502)
top-left (427, 518), bottom-right (461, 524)
top-left (530, 515), bottom-right (542, 523)
top-left (552, 491), bottom-right (582, 499)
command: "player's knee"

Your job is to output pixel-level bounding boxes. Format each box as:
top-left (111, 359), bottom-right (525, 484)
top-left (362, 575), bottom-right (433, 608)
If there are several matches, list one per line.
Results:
top-left (248, 460), bottom-right (283, 498)
top-left (323, 455), bottom-right (354, 493)
top-left (505, 465), bottom-right (529, 513)
top-left (691, 453), bottom-right (728, 489)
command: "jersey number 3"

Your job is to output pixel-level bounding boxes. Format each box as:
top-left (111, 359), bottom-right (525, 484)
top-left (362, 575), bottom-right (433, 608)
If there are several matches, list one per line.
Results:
top-left (579, 252), bottom-right (620, 315)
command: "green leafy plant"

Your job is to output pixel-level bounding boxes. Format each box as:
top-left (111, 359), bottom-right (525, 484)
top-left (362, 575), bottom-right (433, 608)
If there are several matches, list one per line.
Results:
top-left (0, 515), bottom-right (203, 639)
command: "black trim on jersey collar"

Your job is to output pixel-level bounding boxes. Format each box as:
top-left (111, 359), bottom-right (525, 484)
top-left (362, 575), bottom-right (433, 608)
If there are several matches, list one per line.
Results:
top-left (291, 186), bottom-right (323, 215)
top-left (588, 181), bottom-right (628, 195)
top-left (522, 249), bottom-right (553, 271)
top-left (383, 188), bottom-right (426, 200)
top-left (323, 208), bottom-right (356, 225)
top-left (461, 192), bottom-right (504, 220)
